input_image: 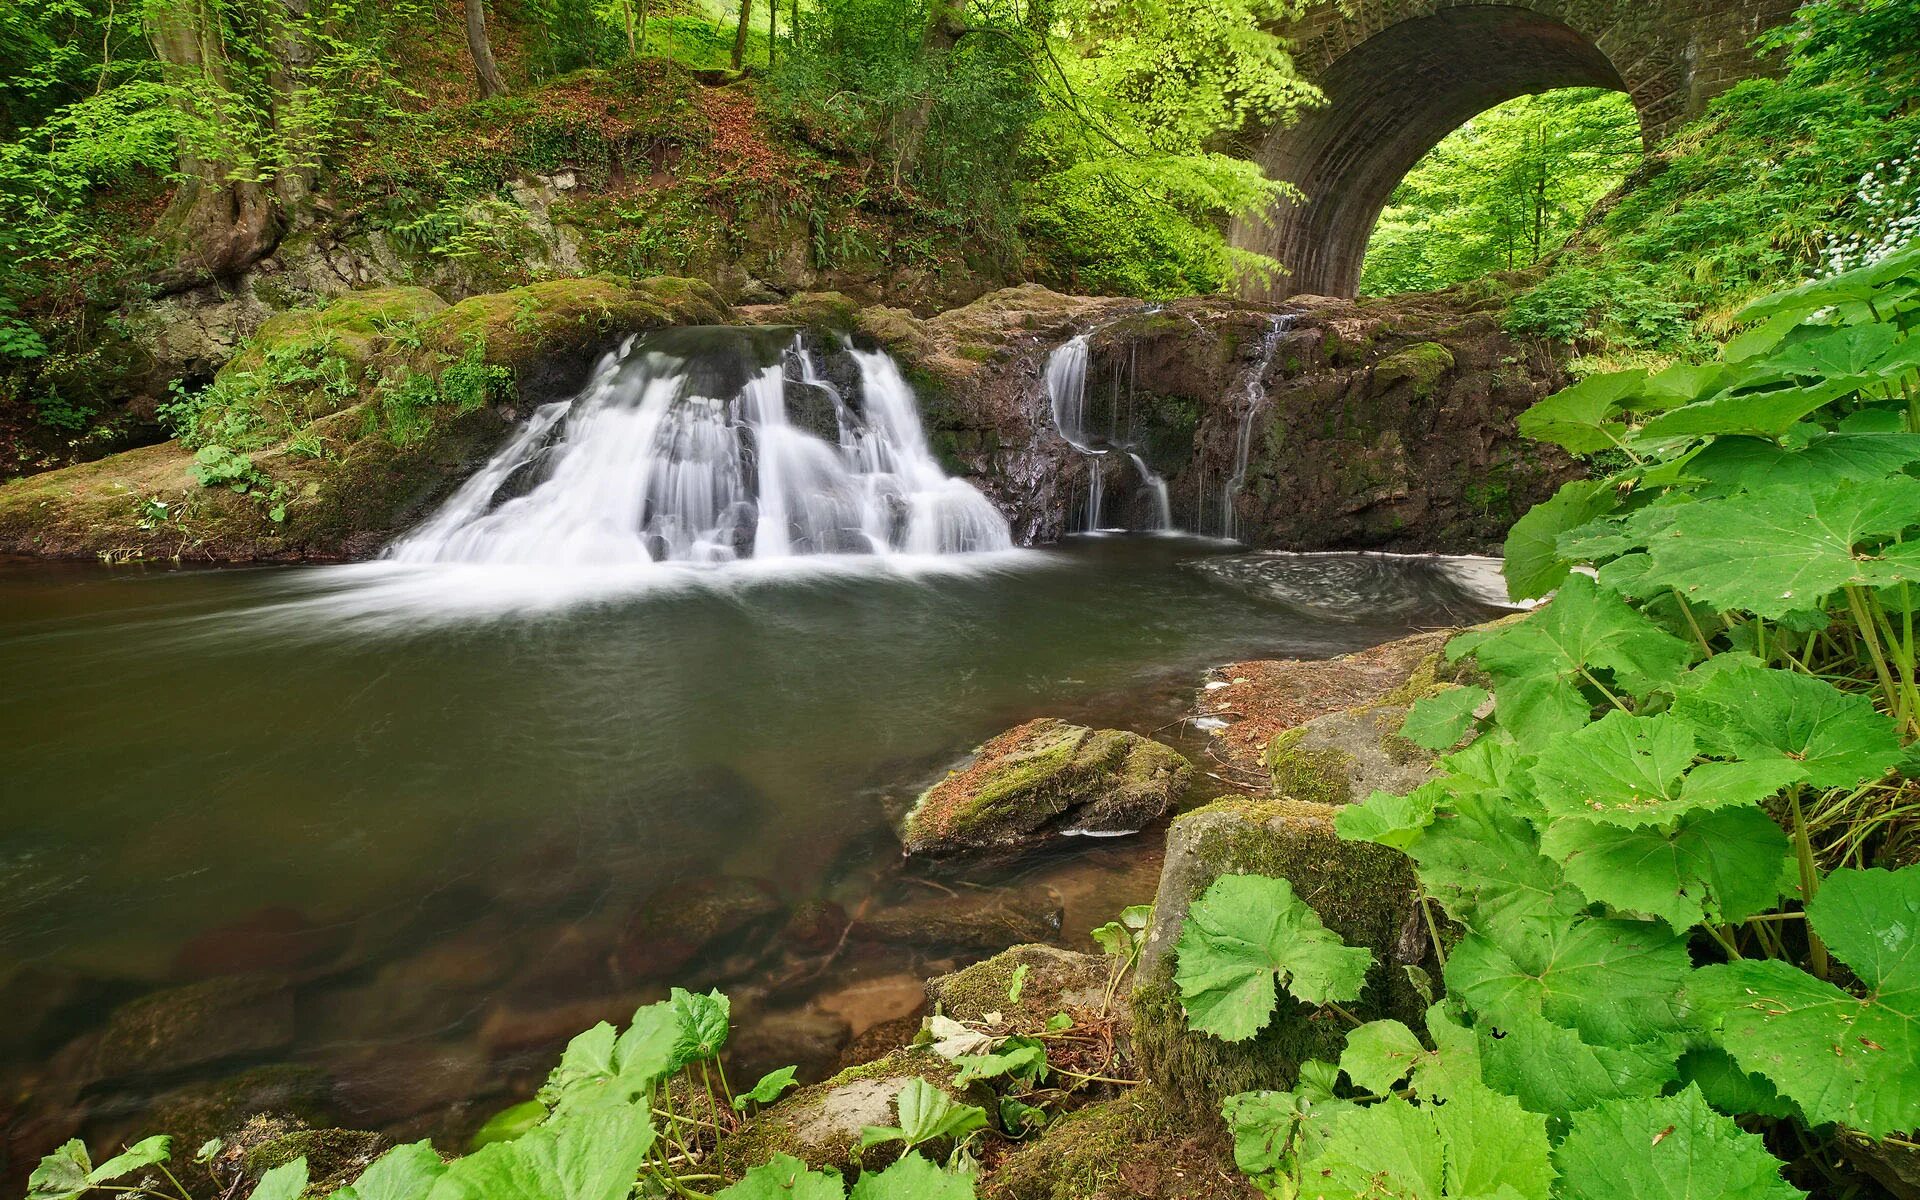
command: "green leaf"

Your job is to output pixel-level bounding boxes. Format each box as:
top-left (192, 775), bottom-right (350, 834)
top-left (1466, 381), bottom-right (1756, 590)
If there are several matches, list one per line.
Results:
top-left (1298, 1081), bottom-right (1553, 1200)
top-left (1222, 1087), bottom-right (1360, 1180)
top-left (1337, 1020), bottom-right (1428, 1095)
top-left (1688, 433), bottom-right (1920, 495)
top-left (250, 1159), bottom-right (310, 1200)
top-left (734, 1066), bottom-right (801, 1111)
top-left (999, 1096), bottom-right (1047, 1137)
top-left (1641, 477), bottom-right (1920, 618)
top-left (1172, 873), bottom-right (1373, 1042)
top-left (1502, 478), bottom-right (1620, 600)
top-left (470, 1101), bottom-right (548, 1150)
top-left (1690, 867), bottom-right (1920, 1135)
top-left (1335, 782), bottom-right (1443, 851)
top-left (1449, 575), bottom-right (1694, 748)
top-left (1006, 963), bottom-right (1029, 1002)
top-left (1554, 1085), bottom-right (1803, 1200)
top-left (1446, 913), bottom-right (1692, 1046)
top-left (27, 1141), bottom-right (93, 1200)
top-left (1404, 792), bottom-right (1586, 929)
top-left (89, 1137), bottom-right (171, 1185)
top-left (1476, 1007), bottom-right (1679, 1119)
top-left (1516, 369), bottom-right (1644, 454)
top-left (1675, 1047), bottom-right (1798, 1121)
top-left (330, 1142), bottom-right (449, 1200)
top-left (1399, 687), bottom-right (1489, 751)
top-left (847, 1153), bottom-right (974, 1200)
top-left (1638, 380), bottom-right (1859, 441)
top-left (1530, 711), bottom-right (1801, 828)
top-left (670, 987), bottom-right (731, 1068)
top-left (1540, 805), bottom-right (1793, 928)
top-left (952, 1037), bottom-right (1047, 1086)
top-left (858, 1079), bottom-right (988, 1151)
top-left (715, 1154), bottom-right (845, 1200)
top-left (1671, 658), bottom-right (1904, 790)
top-left (613, 1000), bottom-right (678, 1081)
top-left (425, 1103), bottom-right (655, 1200)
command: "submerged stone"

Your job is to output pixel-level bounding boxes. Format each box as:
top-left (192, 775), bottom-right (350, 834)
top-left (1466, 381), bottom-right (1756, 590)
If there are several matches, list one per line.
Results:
top-left (88, 976), bottom-right (296, 1082)
top-left (902, 719), bottom-right (1193, 857)
top-left (1131, 797), bottom-right (1428, 1110)
top-left (617, 875), bottom-right (784, 980)
top-left (854, 886), bottom-right (1064, 952)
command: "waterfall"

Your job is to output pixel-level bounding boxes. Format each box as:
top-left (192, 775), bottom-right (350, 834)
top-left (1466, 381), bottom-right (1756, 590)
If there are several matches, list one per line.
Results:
top-left (386, 329), bottom-right (1012, 565)
top-left (1220, 314), bottom-right (1293, 541)
top-left (1043, 331), bottom-right (1175, 534)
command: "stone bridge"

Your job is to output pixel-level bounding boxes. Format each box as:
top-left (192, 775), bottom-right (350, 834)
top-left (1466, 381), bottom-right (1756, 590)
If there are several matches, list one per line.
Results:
top-left (1232, 0), bottom-right (1798, 298)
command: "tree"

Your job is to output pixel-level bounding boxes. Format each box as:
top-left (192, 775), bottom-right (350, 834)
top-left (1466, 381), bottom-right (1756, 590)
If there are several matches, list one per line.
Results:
top-left (465, 0), bottom-right (509, 98)
top-left (731, 0), bottom-right (753, 70)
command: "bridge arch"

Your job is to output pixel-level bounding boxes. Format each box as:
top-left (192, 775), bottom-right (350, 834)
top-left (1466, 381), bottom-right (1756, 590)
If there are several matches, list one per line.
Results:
top-left (1232, 0), bottom-right (1795, 299)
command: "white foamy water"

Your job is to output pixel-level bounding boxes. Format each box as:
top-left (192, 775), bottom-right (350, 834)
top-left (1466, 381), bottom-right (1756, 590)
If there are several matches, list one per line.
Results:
top-left (387, 330), bottom-right (1012, 566)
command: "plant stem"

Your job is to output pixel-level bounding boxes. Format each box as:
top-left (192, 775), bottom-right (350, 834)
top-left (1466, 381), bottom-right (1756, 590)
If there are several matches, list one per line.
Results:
top-left (1846, 585), bottom-right (1906, 730)
top-left (1788, 787), bottom-right (1830, 979)
top-left (1418, 886), bottom-right (1447, 968)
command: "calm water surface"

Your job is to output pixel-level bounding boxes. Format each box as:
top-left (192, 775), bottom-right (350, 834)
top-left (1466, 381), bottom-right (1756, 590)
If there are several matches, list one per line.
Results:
top-left (0, 538), bottom-right (1505, 1166)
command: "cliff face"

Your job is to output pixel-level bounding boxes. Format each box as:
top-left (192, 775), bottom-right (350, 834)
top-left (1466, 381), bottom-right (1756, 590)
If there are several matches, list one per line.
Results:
top-left (0, 280), bottom-right (1574, 562)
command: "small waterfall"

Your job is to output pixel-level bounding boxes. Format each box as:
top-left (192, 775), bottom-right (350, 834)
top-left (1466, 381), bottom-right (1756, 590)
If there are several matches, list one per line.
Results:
top-left (1127, 452), bottom-right (1172, 532)
top-left (1043, 330), bottom-right (1174, 534)
top-left (386, 329), bottom-right (1012, 565)
top-left (1219, 314), bottom-right (1293, 541)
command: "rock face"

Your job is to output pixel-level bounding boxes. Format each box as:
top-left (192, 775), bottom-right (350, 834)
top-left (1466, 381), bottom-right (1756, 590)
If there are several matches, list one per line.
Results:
top-left (902, 719), bottom-right (1194, 857)
top-left (1131, 797), bottom-right (1429, 1110)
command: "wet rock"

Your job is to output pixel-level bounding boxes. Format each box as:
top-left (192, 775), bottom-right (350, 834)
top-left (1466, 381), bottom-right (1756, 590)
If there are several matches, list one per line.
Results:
top-left (1372, 341), bottom-right (1456, 398)
top-left (616, 876), bottom-right (784, 981)
top-left (779, 899), bottom-right (850, 955)
top-left (1132, 797), bottom-right (1427, 1110)
top-left (88, 977), bottom-right (296, 1082)
top-left (1264, 703), bottom-right (1436, 806)
top-left (172, 905), bottom-right (351, 980)
top-left (855, 886), bottom-right (1064, 953)
top-left (832, 1014), bottom-right (928, 1073)
top-left (902, 720), bottom-right (1192, 857)
top-left (982, 1086), bottom-right (1257, 1200)
top-left (1843, 1134), bottom-right (1920, 1200)
top-left (727, 1007), bottom-right (854, 1086)
top-left (477, 992), bottom-right (655, 1057)
top-left (710, 1048), bottom-right (969, 1180)
top-left (926, 944), bottom-right (1117, 1028)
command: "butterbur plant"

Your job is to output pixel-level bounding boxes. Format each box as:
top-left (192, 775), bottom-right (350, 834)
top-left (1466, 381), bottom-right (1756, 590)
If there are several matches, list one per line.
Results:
top-left (1191, 238), bottom-right (1920, 1199)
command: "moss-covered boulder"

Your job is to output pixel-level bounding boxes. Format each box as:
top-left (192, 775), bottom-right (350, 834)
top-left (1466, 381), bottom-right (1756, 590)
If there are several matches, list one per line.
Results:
top-left (230, 1117), bottom-right (388, 1197)
top-left (0, 275), bottom-right (729, 562)
top-left (709, 1048), bottom-right (971, 1180)
top-left (1264, 702), bottom-right (1436, 806)
top-left (903, 720), bottom-right (1193, 857)
top-left (1372, 341), bottom-right (1456, 398)
top-left (1131, 798), bottom-right (1428, 1110)
top-left (926, 944), bottom-right (1117, 1028)
top-left (982, 1087), bottom-right (1256, 1200)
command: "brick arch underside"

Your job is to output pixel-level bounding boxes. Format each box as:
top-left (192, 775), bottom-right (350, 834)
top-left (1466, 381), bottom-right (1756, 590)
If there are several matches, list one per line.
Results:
top-left (1232, 5), bottom-right (1651, 300)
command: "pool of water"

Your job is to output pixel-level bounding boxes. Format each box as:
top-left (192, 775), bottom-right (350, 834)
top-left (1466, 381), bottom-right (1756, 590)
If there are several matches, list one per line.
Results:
top-left (0, 538), bottom-right (1506, 1170)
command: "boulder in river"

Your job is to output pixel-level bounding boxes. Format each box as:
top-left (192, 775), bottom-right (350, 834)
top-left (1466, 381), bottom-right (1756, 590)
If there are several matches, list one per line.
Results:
top-left (1264, 702), bottom-right (1437, 806)
top-left (926, 943), bottom-right (1118, 1029)
top-left (902, 719), bottom-right (1193, 857)
top-left (1131, 797), bottom-right (1430, 1110)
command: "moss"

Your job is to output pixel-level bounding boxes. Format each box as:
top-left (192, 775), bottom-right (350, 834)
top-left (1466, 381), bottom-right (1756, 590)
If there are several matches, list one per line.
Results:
top-left (983, 1087), bottom-right (1250, 1200)
top-left (1262, 727), bottom-right (1356, 806)
top-left (927, 945), bottom-right (1110, 1028)
top-left (1373, 342), bottom-right (1456, 398)
top-left (425, 275), bottom-right (727, 368)
top-left (1131, 798), bottom-right (1426, 1110)
top-left (1379, 652), bottom-right (1447, 707)
top-left (239, 1124), bottom-right (386, 1196)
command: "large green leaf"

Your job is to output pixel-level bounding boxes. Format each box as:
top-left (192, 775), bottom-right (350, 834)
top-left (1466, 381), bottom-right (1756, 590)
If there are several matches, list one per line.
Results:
top-left (1334, 782), bottom-right (1443, 851)
top-left (1530, 711), bottom-right (1801, 828)
top-left (1672, 658), bottom-right (1905, 790)
top-left (1173, 873), bottom-right (1373, 1042)
top-left (329, 1142), bottom-right (448, 1200)
top-left (670, 987), bottom-right (731, 1067)
top-left (1554, 1085), bottom-right (1803, 1200)
top-left (1503, 478), bottom-right (1620, 601)
top-left (1449, 575), bottom-right (1695, 748)
top-left (1399, 686), bottom-right (1489, 751)
top-left (858, 1078), bottom-right (988, 1150)
top-left (716, 1154), bottom-right (845, 1200)
top-left (1445, 912), bottom-right (1692, 1046)
top-left (425, 1103), bottom-right (656, 1200)
top-left (1297, 1082), bottom-right (1553, 1200)
top-left (88, 1137), bottom-right (172, 1186)
top-left (1689, 433), bottom-right (1920, 495)
top-left (250, 1160), bottom-right (310, 1200)
top-left (1691, 867), bottom-right (1920, 1135)
top-left (27, 1141), bottom-right (94, 1200)
top-left (1737, 243), bottom-right (1920, 323)
top-left (1516, 369), bottom-right (1644, 454)
top-left (1641, 477), bottom-right (1920, 618)
top-left (1223, 1086), bottom-right (1361, 1180)
top-left (1337, 1020), bottom-right (1429, 1095)
top-left (1476, 1008), bottom-right (1679, 1120)
top-left (847, 1154), bottom-right (975, 1200)
top-left (1639, 379), bottom-right (1860, 441)
top-left (1540, 806), bottom-right (1793, 928)
top-left (1403, 792), bottom-right (1585, 929)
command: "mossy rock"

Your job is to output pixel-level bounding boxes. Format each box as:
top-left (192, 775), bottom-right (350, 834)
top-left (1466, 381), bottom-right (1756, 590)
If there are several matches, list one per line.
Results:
top-left (982, 1087), bottom-right (1254, 1200)
top-left (225, 287), bottom-right (448, 377)
top-left (1131, 798), bottom-right (1427, 1110)
top-left (1263, 703), bottom-right (1435, 806)
top-left (903, 719), bottom-right (1193, 857)
top-left (233, 1118), bottom-right (388, 1197)
top-left (141, 1066), bottom-right (337, 1194)
top-left (1372, 341), bottom-right (1456, 398)
top-left (926, 944), bottom-right (1117, 1029)
top-left (709, 1048), bottom-right (973, 1181)
top-left (424, 275), bottom-right (729, 377)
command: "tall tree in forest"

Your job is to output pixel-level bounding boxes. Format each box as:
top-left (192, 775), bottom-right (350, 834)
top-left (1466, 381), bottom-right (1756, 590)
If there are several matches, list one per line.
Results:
top-left (465, 0), bottom-right (509, 97)
top-left (731, 0), bottom-right (754, 70)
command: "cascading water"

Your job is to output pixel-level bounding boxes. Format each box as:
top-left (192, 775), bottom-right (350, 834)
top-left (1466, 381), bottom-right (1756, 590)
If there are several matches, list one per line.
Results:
top-left (1043, 330), bottom-right (1175, 533)
top-left (386, 328), bottom-right (1011, 565)
top-left (1219, 313), bottom-right (1294, 541)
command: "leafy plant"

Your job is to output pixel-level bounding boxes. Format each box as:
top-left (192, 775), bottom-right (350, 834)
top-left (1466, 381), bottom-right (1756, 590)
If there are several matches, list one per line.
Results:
top-left (1172, 873), bottom-right (1371, 1042)
top-left (858, 1079), bottom-right (988, 1154)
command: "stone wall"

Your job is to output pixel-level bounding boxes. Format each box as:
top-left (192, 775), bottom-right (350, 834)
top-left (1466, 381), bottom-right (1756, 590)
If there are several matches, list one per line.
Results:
top-left (1235, 0), bottom-right (1799, 299)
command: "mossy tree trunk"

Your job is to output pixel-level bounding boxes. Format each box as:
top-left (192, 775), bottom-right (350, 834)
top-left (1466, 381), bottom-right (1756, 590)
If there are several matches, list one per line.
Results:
top-left (464, 0), bottom-right (509, 99)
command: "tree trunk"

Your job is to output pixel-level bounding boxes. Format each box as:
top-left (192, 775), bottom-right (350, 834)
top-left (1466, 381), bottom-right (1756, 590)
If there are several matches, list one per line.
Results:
top-left (889, 0), bottom-right (966, 188)
top-left (465, 0), bottom-right (509, 98)
top-left (766, 0), bottom-right (775, 65)
top-left (144, 0), bottom-right (281, 285)
top-left (731, 0), bottom-right (754, 71)
top-left (621, 0), bottom-right (637, 55)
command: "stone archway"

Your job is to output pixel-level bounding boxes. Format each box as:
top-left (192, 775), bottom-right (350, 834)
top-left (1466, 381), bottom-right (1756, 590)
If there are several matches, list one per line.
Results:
top-left (1233, 0), bottom-right (1796, 299)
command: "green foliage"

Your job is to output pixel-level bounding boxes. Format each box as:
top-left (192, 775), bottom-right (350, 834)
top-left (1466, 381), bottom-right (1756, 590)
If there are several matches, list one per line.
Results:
top-left (1362, 88), bottom-right (1642, 296)
top-left (858, 1078), bottom-right (989, 1152)
top-left (1172, 872), bottom-right (1372, 1042)
top-left (733, 1066), bottom-right (800, 1111)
